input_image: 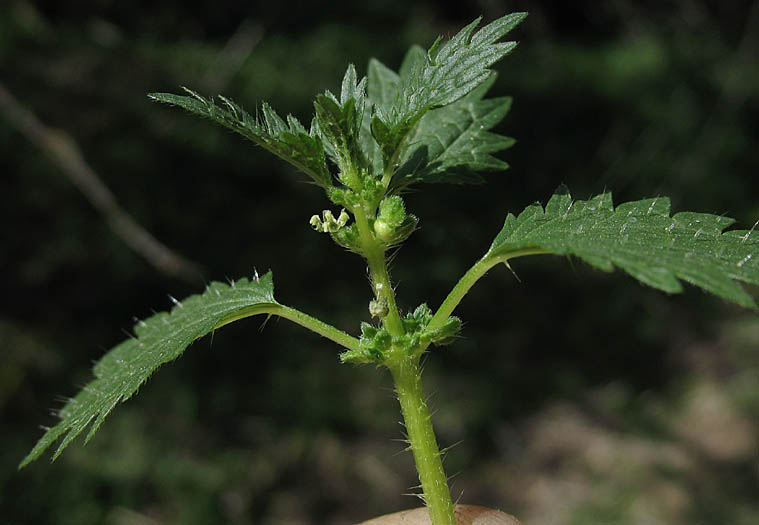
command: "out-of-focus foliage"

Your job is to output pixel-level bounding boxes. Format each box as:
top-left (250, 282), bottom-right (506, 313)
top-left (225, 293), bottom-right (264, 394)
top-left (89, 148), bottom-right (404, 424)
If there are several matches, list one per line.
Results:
top-left (2, 1), bottom-right (757, 524)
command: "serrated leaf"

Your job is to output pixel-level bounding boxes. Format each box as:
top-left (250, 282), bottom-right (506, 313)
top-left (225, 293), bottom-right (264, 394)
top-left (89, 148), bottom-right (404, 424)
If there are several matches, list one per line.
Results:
top-left (399, 44), bottom-right (426, 83)
top-left (311, 64), bottom-right (371, 184)
top-left (359, 103), bottom-right (383, 178)
top-left (369, 13), bottom-right (525, 183)
top-left (367, 58), bottom-right (400, 117)
top-left (390, 13), bottom-right (525, 125)
top-left (340, 64), bottom-right (366, 109)
top-left (391, 73), bottom-right (514, 188)
top-left (314, 95), bottom-right (366, 186)
top-left (148, 90), bottom-right (332, 187)
top-left (20, 272), bottom-right (280, 468)
top-left (487, 187), bottom-right (759, 307)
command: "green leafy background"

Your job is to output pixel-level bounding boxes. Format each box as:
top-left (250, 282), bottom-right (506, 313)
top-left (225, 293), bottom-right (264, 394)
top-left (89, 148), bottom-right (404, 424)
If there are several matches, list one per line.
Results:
top-left (2, 1), bottom-right (758, 524)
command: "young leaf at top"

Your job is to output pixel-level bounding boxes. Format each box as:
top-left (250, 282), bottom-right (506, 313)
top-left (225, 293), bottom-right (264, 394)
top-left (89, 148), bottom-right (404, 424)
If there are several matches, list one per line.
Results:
top-left (486, 187), bottom-right (759, 308)
top-left (368, 12), bottom-right (526, 182)
top-left (313, 64), bottom-right (369, 189)
top-left (390, 73), bottom-right (515, 189)
top-left (363, 57), bottom-right (401, 177)
top-left (20, 272), bottom-right (281, 468)
top-left (148, 89), bottom-right (332, 188)
top-left (366, 57), bottom-right (400, 118)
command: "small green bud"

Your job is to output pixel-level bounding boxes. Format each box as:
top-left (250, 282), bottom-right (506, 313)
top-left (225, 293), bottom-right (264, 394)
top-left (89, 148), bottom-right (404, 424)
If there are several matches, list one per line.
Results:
top-left (331, 223), bottom-right (361, 252)
top-left (374, 330), bottom-right (392, 353)
top-left (339, 348), bottom-right (373, 364)
top-left (378, 196), bottom-right (406, 227)
top-left (360, 177), bottom-right (384, 207)
top-left (374, 196), bottom-right (409, 242)
top-left (385, 215), bottom-right (419, 245)
top-left (360, 321), bottom-right (379, 340)
top-left (356, 322), bottom-right (392, 362)
top-left (327, 187), bottom-right (361, 208)
top-left (402, 303), bottom-right (433, 333)
top-left (411, 303), bottom-right (433, 320)
top-left (373, 219), bottom-right (394, 242)
top-left (392, 332), bottom-right (421, 355)
top-left (327, 187), bottom-right (348, 207)
top-left (427, 317), bottom-right (462, 346)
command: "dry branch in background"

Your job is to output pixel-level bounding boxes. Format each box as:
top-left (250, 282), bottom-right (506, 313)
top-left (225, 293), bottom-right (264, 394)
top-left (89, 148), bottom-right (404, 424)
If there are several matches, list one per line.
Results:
top-left (200, 19), bottom-right (263, 93)
top-left (0, 82), bottom-right (204, 282)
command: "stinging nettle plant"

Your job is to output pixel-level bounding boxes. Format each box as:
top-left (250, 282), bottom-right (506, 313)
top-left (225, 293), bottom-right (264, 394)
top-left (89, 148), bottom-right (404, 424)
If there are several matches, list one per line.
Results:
top-left (20, 12), bottom-right (759, 525)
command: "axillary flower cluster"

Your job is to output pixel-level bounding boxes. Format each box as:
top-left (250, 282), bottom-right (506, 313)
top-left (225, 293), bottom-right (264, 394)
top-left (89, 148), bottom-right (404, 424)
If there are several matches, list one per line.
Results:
top-left (343, 303), bottom-right (462, 365)
top-left (309, 183), bottom-right (461, 366)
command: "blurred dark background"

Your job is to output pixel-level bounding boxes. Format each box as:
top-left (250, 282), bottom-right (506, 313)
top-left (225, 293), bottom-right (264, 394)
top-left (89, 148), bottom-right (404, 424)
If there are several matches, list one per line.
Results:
top-left (2, 1), bottom-right (758, 524)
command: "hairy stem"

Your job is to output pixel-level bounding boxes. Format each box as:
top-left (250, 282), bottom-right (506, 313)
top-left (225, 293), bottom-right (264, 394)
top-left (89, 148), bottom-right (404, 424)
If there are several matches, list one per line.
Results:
top-left (429, 250), bottom-right (547, 332)
top-left (216, 304), bottom-right (361, 352)
top-left (353, 204), bottom-right (405, 335)
top-left (388, 356), bottom-right (455, 525)
top-left (276, 305), bottom-right (362, 351)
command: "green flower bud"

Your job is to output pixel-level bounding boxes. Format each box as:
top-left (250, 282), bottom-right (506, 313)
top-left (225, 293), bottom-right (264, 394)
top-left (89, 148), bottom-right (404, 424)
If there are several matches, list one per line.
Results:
top-left (327, 187), bottom-right (348, 207)
top-left (374, 196), bottom-right (410, 242)
top-left (378, 196), bottom-right (406, 227)
top-left (373, 219), bottom-right (394, 242)
top-left (355, 322), bottom-right (392, 362)
top-left (360, 177), bottom-right (384, 207)
top-left (360, 321), bottom-right (378, 340)
top-left (331, 223), bottom-right (361, 252)
top-left (327, 187), bottom-right (361, 208)
top-left (402, 303), bottom-right (433, 333)
top-left (427, 317), bottom-right (462, 346)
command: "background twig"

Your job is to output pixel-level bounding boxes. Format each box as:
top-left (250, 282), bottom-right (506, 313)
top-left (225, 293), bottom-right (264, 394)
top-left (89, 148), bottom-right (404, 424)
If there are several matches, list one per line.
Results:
top-left (200, 18), bottom-right (263, 93)
top-left (0, 82), bottom-right (204, 282)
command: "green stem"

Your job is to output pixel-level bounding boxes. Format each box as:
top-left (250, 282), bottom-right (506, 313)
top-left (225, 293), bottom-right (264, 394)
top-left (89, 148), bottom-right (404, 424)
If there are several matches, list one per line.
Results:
top-left (216, 304), bottom-right (361, 352)
top-left (276, 305), bottom-right (361, 351)
top-left (366, 245), bottom-right (404, 335)
top-left (428, 250), bottom-right (547, 332)
top-left (388, 356), bottom-right (455, 525)
top-left (353, 204), bottom-right (405, 335)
